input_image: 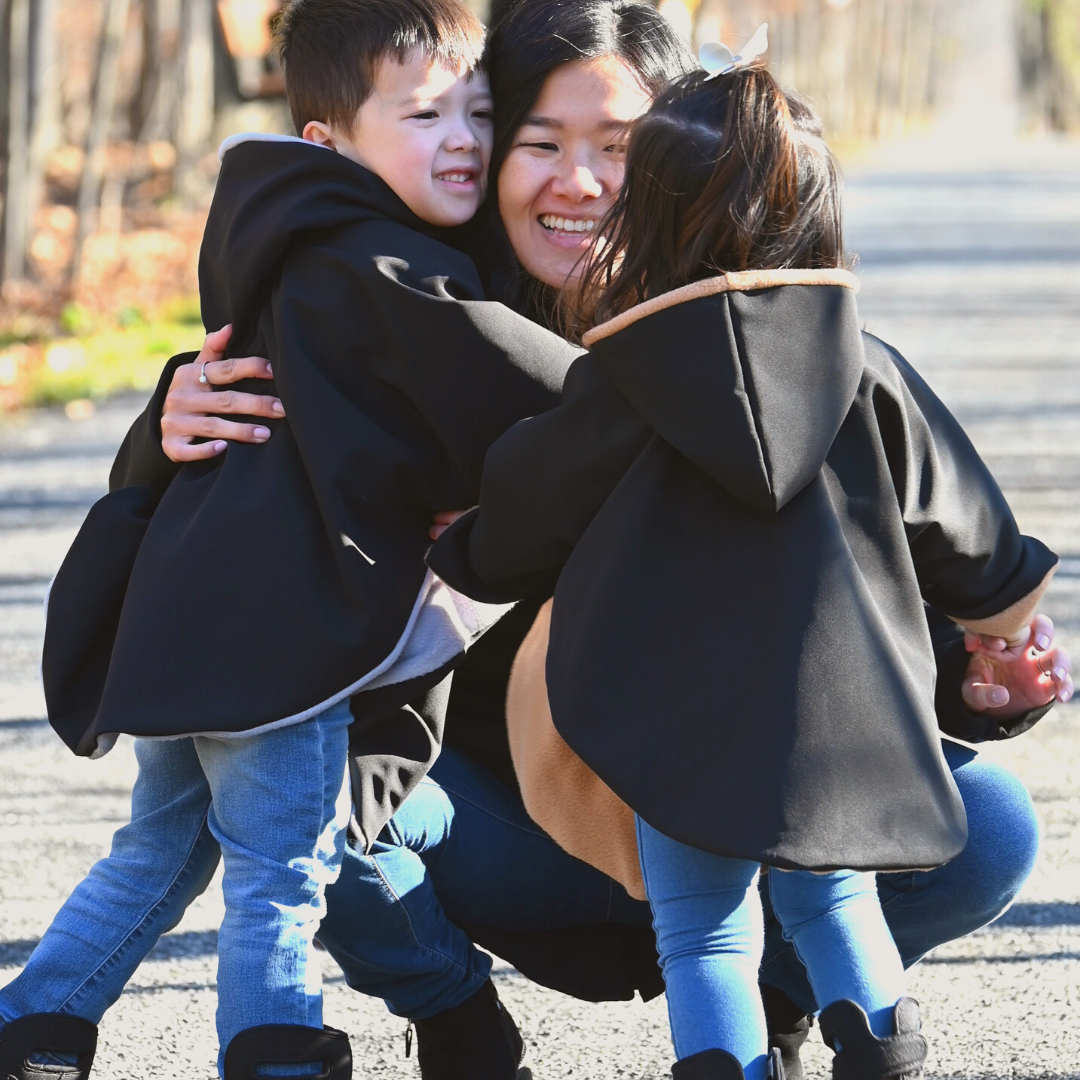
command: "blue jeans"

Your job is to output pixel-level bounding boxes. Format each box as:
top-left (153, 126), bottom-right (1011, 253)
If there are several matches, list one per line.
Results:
top-left (317, 744), bottom-right (651, 1018)
top-left (316, 738), bottom-right (1037, 1026)
top-left (0, 701), bottom-right (353, 1077)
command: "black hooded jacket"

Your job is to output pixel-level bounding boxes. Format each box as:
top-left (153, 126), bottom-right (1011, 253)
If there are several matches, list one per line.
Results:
top-left (429, 270), bottom-right (1058, 872)
top-left (42, 136), bottom-right (577, 760)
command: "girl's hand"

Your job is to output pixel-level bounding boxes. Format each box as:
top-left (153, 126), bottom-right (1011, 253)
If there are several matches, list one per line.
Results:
top-left (961, 614), bottom-right (1073, 715)
top-left (430, 510), bottom-right (468, 541)
top-left (161, 325), bottom-right (284, 463)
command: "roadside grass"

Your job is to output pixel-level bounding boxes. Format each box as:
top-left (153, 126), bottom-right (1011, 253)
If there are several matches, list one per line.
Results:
top-left (0, 298), bottom-right (205, 413)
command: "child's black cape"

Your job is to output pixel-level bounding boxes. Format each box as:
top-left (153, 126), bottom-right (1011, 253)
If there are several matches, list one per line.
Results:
top-left (430, 271), bottom-right (1058, 872)
top-left (43, 137), bottom-right (576, 759)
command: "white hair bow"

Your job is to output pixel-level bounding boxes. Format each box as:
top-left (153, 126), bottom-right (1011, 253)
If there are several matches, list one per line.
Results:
top-left (699, 23), bottom-right (769, 80)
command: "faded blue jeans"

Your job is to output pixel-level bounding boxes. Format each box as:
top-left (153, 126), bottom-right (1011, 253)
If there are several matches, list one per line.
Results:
top-left (0, 700), bottom-right (353, 1077)
top-left (317, 739), bottom-right (1037, 1024)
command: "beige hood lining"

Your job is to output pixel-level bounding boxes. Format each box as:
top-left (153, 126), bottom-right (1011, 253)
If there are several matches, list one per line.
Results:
top-left (950, 561), bottom-right (1060, 640)
top-left (581, 269), bottom-right (862, 348)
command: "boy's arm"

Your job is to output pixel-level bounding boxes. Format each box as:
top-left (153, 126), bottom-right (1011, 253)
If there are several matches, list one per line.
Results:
top-left (871, 335), bottom-right (1058, 640)
top-left (427, 353), bottom-right (652, 602)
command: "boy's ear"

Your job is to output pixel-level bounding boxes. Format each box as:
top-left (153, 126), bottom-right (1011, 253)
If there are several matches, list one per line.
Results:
top-left (303, 120), bottom-right (336, 149)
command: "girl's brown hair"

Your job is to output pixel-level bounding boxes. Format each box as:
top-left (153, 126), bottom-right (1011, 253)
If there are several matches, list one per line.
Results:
top-left (567, 65), bottom-right (845, 338)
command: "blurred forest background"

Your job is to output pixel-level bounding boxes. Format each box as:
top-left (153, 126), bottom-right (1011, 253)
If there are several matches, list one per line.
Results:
top-left (0, 0), bottom-right (1078, 410)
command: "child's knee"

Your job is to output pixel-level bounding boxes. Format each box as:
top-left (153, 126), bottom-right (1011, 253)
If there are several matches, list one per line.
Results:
top-left (768, 868), bottom-right (878, 932)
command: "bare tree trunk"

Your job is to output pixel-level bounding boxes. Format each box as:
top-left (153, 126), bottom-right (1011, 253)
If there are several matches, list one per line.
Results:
top-left (26, 0), bottom-right (61, 256)
top-left (130, 0), bottom-right (161, 139)
top-left (2, 0), bottom-right (29, 285)
top-left (71, 0), bottom-right (134, 283)
top-left (175, 0), bottom-right (215, 204)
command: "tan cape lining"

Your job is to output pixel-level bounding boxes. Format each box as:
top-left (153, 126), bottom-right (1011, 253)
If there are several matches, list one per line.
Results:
top-left (581, 268), bottom-right (862, 348)
top-left (950, 562), bottom-right (1059, 639)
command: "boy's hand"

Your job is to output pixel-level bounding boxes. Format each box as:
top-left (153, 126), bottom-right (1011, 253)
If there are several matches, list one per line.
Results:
top-left (161, 325), bottom-right (285, 462)
top-left (961, 614), bottom-right (1073, 716)
top-left (430, 510), bottom-right (468, 541)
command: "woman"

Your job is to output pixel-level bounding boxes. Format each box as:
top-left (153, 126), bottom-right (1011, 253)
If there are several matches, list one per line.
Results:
top-left (111, 2), bottom-right (1070, 1078)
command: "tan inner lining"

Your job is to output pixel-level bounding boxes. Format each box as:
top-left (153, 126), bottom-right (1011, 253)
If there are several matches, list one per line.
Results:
top-left (951, 561), bottom-right (1060, 640)
top-left (581, 268), bottom-right (862, 348)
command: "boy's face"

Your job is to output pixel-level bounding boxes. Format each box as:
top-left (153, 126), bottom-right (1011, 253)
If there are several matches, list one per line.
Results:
top-left (305, 50), bottom-right (493, 228)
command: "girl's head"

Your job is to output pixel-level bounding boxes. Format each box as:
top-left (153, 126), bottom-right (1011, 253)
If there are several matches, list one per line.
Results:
top-left (481, 0), bottom-right (696, 307)
top-left (573, 65), bottom-right (845, 332)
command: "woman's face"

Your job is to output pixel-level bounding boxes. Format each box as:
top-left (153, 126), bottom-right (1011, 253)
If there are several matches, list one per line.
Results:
top-left (497, 55), bottom-right (652, 290)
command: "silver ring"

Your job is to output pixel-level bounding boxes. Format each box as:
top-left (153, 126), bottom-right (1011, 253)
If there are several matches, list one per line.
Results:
top-left (1038, 653), bottom-right (1053, 677)
top-left (199, 362), bottom-right (210, 385)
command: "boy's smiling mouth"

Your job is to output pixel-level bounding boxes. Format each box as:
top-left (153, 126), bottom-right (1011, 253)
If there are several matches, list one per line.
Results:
top-left (436, 169), bottom-right (480, 188)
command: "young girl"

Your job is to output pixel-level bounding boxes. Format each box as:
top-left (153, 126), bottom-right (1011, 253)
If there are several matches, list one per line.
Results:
top-left (428, 59), bottom-right (1058, 1080)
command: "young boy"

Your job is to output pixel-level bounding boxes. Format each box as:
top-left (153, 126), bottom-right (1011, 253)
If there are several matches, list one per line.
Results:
top-left (7, 2), bottom-right (575, 1078)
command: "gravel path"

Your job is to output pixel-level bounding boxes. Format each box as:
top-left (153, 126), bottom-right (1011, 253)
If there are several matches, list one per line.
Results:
top-left (1, 146), bottom-right (1078, 1078)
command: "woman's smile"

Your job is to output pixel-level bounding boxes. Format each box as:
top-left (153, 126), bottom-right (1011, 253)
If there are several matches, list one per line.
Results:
top-left (537, 213), bottom-right (599, 247)
top-left (498, 55), bottom-right (652, 289)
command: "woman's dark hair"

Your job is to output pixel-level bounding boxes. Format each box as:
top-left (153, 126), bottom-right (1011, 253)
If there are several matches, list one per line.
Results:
top-left (475, 0), bottom-right (696, 316)
top-left (568, 65), bottom-right (845, 337)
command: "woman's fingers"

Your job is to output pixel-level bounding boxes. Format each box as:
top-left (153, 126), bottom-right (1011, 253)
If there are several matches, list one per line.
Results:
top-left (1031, 613), bottom-right (1055, 653)
top-left (160, 327), bottom-right (281, 463)
top-left (200, 354), bottom-right (275, 385)
top-left (1043, 645), bottom-right (1072, 693)
top-left (167, 387), bottom-right (284, 419)
top-left (429, 509), bottom-right (470, 542)
top-left (164, 438), bottom-right (230, 463)
top-left (961, 678), bottom-right (1011, 711)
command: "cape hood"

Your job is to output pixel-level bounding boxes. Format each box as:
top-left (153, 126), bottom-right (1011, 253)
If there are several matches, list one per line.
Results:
top-left (582, 270), bottom-right (864, 515)
top-left (201, 134), bottom-right (438, 334)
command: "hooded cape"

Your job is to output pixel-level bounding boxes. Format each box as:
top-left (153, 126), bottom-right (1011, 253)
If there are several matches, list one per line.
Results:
top-left (429, 271), bottom-right (1057, 871)
top-left (43, 136), bottom-right (577, 758)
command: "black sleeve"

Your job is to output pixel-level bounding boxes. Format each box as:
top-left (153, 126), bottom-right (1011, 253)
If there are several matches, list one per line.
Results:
top-left (929, 605), bottom-right (1055, 742)
top-left (871, 335), bottom-right (1058, 636)
top-left (271, 221), bottom-right (577, 512)
top-left (428, 352), bottom-right (652, 601)
top-left (108, 352), bottom-right (194, 493)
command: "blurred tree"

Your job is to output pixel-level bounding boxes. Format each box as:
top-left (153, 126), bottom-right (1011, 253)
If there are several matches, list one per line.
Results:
top-left (175, 0), bottom-right (215, 201)
top-left (3, 0), bottom-right (30, 284)
top-left (1020, 0), bottom-right (1080, 130)
top-left (72, 0), bottom-right (133, 281)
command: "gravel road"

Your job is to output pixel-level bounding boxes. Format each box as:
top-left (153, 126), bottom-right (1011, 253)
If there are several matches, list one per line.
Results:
top-left (1, 145), bottom-right (1078, 1078)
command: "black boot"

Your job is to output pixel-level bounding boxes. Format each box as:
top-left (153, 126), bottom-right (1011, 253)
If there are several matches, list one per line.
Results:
top-left (409, 979), bottom-right (531, 1079)
top-left (672, 1047), bottom-right (786, 1079)
top-left (761, 984), bottom-right (812, 1080)
top-left (819, 998), bottom-right (927, 1080)
top-left (0, 1014), bottom-right (98, 1080)
top-left (223, 1025), bottom-right (351, 1080)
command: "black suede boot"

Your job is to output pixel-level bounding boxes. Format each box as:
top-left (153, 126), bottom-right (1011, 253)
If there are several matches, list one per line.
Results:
top-left (761, 984), bottom-right (812, 1080)
top-left (409, 979), bottom-right (531, 1080)
top-left (818, 998), bottom-right (927, 1080)
top-left (0, 1014), bottom-right (98, 1080)
top-left (223, 1025), bottom-right (351, 1080)
top-left (672, 1047), bottom-right (786, 1079)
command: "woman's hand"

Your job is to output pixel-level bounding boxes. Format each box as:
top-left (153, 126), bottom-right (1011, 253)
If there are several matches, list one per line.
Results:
top-left (430, 510), bottom-right (468, 541)
top-left (961, 614), bottom-right (1073, 716)
top-left (161, 325), bottom-right (285, 463)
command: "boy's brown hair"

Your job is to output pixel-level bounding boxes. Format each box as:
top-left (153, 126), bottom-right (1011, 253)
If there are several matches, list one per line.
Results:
top-left (271, 0), bottom-right (486, 136)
